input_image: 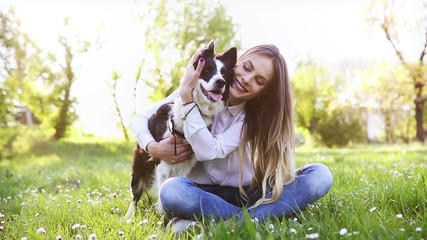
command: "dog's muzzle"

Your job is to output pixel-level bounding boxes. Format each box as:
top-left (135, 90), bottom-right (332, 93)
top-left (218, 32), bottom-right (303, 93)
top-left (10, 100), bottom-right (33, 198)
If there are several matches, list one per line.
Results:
top-left (200, 84), bottom-right (224, 102)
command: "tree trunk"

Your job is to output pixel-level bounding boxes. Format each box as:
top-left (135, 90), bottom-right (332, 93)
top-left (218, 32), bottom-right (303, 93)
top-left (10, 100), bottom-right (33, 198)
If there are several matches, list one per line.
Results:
top-left (380, 20), bottom-right (426, 143)
top-left (53, 86), bottom-right (71, 140)
top-left (414, 95), bottom-right (425, 142)
top-left (53, 41), bottom-right (74, 140)
top-left (309, 118), bottom-right (319, 135)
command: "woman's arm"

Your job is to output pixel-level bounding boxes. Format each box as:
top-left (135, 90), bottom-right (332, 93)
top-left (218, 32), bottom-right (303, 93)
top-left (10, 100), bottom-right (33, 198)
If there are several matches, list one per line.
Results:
top-left (181, 104), bottom-right (244, 161)
top-left (130, 89), bottom-right (193, 163)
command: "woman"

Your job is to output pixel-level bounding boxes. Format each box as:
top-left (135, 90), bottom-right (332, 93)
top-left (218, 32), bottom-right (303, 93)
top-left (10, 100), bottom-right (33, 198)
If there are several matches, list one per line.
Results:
top-left (131, 44), bottom-right (333, 233)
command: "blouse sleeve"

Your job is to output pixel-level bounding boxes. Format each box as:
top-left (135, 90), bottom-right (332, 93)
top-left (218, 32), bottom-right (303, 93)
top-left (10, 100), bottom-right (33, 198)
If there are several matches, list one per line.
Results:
top-left (130, 89), bottom-right (180, 150)
top-left (181, 104), bottom-right (244, 161)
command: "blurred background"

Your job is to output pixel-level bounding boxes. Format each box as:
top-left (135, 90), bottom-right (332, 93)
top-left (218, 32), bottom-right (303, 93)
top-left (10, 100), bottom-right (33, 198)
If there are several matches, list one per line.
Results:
top-left (0, 0), bottom-right (426, 150)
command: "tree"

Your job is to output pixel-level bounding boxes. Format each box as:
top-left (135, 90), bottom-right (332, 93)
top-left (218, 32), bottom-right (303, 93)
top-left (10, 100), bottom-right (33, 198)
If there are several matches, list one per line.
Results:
top-left (52, 18), bottom-right (91, 140)
top-left (292, 58), bottom-right (333, 139)
top-left (366, 0), bottom-right (427, 142)
top-left (357, 63), bottom-right (414, 143)
top-left (316, 106), bottom-right (365, 147)
top-left (135, 0), bottom-right (240, 104)
top-left (109, 71), bottom-right (129, 140)
top-left (0, 7), bottom-right (58, 128)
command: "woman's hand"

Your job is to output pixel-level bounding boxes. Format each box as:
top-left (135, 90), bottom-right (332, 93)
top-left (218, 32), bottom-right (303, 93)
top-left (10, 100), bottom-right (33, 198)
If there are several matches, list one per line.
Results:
top-left (147, 136), bottom-right (193, 164)
top-left (180, 49), bottom-right (206, 104)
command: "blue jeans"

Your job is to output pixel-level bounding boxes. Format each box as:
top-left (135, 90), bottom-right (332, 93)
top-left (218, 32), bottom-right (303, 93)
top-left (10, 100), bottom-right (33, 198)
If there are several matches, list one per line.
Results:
top-left (159, 163), bottom-right (333, 223)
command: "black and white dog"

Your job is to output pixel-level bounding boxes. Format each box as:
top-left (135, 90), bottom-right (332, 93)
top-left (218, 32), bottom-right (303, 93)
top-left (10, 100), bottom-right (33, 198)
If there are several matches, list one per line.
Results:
top-left (125, 41), bottom-right (237, 218)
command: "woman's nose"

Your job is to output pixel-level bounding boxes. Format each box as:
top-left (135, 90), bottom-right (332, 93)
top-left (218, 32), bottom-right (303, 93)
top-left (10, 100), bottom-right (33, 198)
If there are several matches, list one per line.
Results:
top-left (241, 75), bottom-right (251, 84)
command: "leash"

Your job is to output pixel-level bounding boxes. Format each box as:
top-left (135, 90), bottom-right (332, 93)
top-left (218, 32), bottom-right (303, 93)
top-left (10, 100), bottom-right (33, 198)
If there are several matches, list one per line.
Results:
top-left (169, 104), bottom-right (197, 156)
top-left (170, 118), bottom-right (185, 156)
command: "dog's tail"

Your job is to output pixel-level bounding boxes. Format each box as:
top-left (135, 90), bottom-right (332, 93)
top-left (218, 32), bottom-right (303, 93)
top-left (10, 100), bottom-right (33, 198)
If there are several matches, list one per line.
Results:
top-left (126, 144), bottom-right (159, 219)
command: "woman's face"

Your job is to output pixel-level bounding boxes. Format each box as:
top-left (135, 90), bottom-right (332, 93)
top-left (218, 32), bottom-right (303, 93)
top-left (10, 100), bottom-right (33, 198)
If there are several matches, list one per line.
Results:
top-left (228, 54), bottom-right (274, 106)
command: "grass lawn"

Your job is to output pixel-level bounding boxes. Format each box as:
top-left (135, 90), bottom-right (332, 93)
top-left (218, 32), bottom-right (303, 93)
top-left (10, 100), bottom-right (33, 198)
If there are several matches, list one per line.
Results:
top-left (0, 137), bottom-right (426, 239)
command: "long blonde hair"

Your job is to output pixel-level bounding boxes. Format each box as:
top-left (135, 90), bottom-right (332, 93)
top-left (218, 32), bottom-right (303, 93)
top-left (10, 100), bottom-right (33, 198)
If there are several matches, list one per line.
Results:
top-left (238, 44), bottom-right (296, 207)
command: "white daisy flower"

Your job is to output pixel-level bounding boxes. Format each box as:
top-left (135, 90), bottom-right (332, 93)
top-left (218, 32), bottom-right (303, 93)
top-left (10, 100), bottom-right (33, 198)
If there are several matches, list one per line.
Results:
top-left (71, 223), bottom-right (81, 230)
top-left (306, 233), bottom-right (319, 239)
top-left (148, 234), bottom-right (157, 239)
top-left (339, 228), bottom-right (348, 235)
top-left (138, 219), bottom-right (149, 225)
top-left (88, 233), bottom-right (97, 240)
top-left (36, 227), bottom-right (47, 234)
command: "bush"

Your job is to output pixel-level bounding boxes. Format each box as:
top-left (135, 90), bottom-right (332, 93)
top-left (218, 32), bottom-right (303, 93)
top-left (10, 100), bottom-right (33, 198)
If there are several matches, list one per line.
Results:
top-left (315, 107), bottom-right (365, 147)
top-left (0, 125), bottom-right (52, 159)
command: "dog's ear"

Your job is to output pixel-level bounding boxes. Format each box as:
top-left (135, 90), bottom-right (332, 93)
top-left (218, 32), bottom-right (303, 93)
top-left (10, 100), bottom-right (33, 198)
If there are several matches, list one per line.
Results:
top-left (202, 40), bottom-right (215, 58)
top-left (217, 47), bottom-right (237, 68)
top-left (207, 39), bottom-right (215, 50)
top-left (217, 47), bottom-right (237, 102)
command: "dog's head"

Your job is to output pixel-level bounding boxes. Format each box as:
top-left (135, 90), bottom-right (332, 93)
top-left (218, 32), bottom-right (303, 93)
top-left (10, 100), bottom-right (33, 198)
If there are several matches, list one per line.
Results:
top-left (192, 40), bottom-right (237, 110)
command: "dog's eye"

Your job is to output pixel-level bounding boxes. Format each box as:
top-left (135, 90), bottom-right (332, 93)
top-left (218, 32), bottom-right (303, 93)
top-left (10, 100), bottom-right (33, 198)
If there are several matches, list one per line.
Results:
top-left (222, 73), bottom-right (226, 78)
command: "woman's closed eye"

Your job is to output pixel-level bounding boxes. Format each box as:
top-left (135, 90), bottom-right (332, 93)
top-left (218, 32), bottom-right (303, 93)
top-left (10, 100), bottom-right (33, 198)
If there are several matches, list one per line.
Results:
top-left (243, 62), bottom-right (251, 71)
top-left (255, 78), bottom-right (265, 86)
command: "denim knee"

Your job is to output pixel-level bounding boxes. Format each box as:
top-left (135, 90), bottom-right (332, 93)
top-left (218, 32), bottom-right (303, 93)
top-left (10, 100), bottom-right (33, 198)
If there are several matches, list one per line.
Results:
top-left (159, 177), bottom-right (201, 217)
top-left (303, 163), bottom-right (333, 197)
top-left (159, 177), bottom-right (185, 209)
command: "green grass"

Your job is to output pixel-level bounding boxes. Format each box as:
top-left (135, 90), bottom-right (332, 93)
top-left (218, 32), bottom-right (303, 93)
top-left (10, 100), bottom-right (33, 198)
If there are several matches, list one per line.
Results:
top-left (1, 138), bottom-right (426, 239)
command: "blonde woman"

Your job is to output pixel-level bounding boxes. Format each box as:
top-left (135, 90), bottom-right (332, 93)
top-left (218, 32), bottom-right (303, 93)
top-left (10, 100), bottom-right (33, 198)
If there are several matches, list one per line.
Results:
top-left (131, 44), bottom-right (333, 233)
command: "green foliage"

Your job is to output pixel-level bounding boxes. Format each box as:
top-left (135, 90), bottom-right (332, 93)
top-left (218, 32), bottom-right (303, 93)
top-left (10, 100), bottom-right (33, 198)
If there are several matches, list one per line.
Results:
top-left (137, 0), bottom-right (240, 102)
top-left (0, 9), bottom-right (90, 140)
top-left (365, 0), bottom-right (427, 142)
top-left (357, 63), bottom-right (415, 143)
top-left (316, 107), bottom-right (366, 147)
top-left (0, 7), bottom-right (70, 136)
top-left (0, 8), bottom-right (45, 125)
top-left (0, 125), bottom-right (53, 159)
top-left (0, 87), bottom-right (10, 124)
top-left (292, 58), bottom-right (333, 135)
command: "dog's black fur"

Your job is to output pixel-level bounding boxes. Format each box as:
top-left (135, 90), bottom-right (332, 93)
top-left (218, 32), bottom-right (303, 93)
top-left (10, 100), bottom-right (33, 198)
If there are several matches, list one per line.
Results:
top-left (130, 103), bottom-right (172, 205)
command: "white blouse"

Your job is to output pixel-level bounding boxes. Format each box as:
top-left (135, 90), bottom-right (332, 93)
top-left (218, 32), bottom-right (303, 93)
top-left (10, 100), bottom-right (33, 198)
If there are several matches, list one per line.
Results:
top-left (130, 89), bottom-right (254, 187)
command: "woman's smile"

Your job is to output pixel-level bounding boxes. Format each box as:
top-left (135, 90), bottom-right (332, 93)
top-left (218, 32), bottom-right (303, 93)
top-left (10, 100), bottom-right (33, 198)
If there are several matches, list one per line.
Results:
top-left (232, 78), bottom-right (248, 93)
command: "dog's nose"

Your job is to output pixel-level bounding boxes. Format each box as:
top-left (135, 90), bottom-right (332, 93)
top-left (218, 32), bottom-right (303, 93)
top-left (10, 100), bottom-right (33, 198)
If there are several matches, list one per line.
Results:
top-left (215, 79), bottom-right (226, 88)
